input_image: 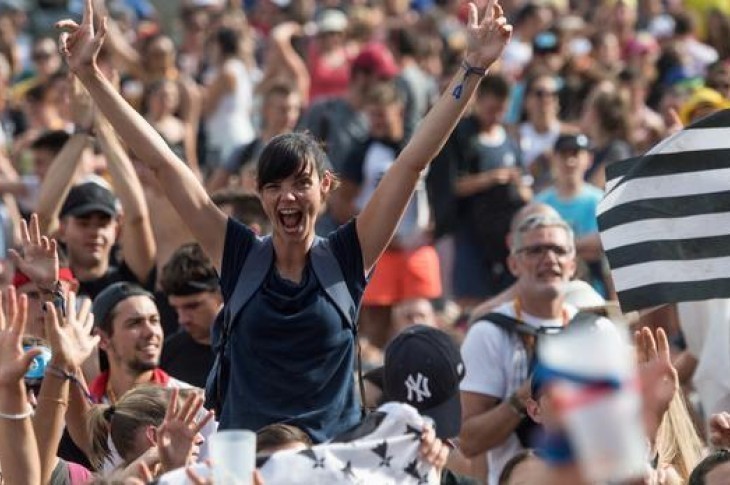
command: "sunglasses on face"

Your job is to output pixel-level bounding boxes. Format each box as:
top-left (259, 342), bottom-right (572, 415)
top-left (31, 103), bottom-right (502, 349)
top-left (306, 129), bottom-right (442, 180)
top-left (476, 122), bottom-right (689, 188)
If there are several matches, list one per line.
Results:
top-left (517, 243), bottom-right (573, 259)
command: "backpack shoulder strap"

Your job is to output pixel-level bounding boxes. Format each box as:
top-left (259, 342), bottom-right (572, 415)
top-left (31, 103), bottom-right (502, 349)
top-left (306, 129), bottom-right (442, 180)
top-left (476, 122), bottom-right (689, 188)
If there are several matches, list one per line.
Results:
top-left (224, 235), bottom-right (274, 331)
top-left (475, 312), bottom-right (540, 337)
top-left (310, 235), bottom-right (366, 417)
top-left (309, 235), bottom-right (357, 329)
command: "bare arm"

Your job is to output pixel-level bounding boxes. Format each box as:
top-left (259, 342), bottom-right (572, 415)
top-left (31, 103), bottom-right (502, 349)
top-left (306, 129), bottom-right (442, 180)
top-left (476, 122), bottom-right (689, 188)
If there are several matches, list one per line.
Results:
top-left (32, 371), bottom-right (69, 485)
top-left (59, 3), bottom-right (227, 270)
top-left (0, 291), bottom-right (42, 485)
top-left (459, 391), bottom-right (523, 457)
top-left (269, 23), bottom-right (311, 103)
top-left (177, 79), bottom-right (202, 177)
top-left (0, 381), bottom-right (40, 485)
top-left (35, 134), bottom-right (91, 235)
top-left (201, 66), bottom-right (235, 118)
top-left (36, 78), bottom-right (97, 235)
top-left (65, 373), bottom-right (93, 457)
top-left (356, 1), bottom-right (512, 271)
top-left (96, 118), bottom-right (156, 283)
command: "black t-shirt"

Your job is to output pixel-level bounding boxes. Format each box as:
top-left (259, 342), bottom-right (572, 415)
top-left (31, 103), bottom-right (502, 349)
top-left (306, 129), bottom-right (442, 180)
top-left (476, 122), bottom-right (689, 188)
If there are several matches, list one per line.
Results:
top-left (77, 259), bottom-right (151, 300)
top-left (160, 330), bottom-right (214, 389)
top-left (216, 218), bottom-right (366, 442)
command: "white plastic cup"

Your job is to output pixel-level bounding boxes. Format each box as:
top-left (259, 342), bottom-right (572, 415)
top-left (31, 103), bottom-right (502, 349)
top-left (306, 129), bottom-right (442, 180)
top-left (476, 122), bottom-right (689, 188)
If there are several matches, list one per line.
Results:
top-left (538, 325), bottom-right (647, 483)
top-left (209, 430), bottom-right (256, 485)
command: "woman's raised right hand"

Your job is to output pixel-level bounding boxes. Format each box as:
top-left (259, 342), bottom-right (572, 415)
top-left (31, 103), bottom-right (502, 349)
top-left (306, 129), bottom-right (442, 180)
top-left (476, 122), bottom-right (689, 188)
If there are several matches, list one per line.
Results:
top-left (56, 0), bottom-right (108, 75)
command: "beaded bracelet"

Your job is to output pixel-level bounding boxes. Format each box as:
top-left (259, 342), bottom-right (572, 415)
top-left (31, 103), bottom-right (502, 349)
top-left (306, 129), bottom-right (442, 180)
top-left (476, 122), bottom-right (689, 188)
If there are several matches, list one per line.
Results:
top-left (452, 60), bottom-right (488, 100)
top-left (0, 404), bottom-right (34, 420)
top-left (46, 364), bottom-right (95, 403)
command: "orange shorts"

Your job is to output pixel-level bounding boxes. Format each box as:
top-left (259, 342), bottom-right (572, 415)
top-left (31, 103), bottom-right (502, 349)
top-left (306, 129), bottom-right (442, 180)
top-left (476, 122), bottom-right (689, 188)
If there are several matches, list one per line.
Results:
top-left (363, 245), bottom-right (442, 306)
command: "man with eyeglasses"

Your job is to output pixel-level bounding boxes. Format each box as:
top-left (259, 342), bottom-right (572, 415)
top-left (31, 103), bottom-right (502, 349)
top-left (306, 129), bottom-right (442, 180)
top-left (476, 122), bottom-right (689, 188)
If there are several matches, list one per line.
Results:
top-left (457, 214), bottom-right (580, 485)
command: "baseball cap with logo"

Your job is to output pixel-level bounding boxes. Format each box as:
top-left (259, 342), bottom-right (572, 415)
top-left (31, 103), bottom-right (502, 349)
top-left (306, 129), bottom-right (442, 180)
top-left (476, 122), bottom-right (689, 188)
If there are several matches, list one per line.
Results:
top-left (383, 325), bottom-right (465, 438)
top-left (60, 181), bottom-right (119, 219)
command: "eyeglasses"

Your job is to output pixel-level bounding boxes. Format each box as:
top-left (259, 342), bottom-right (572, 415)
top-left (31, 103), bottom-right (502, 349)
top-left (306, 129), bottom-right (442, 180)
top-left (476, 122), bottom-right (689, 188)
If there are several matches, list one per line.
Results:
top-left (531, 88), bottom-right (558, 98)
top-left (516, 243), bottom-right (573, 259)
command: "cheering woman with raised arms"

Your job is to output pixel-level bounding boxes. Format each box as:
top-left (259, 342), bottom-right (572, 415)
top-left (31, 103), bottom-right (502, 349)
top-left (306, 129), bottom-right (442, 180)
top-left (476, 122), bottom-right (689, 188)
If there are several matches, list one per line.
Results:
top-left (56, 0), bottom-right (512, 442)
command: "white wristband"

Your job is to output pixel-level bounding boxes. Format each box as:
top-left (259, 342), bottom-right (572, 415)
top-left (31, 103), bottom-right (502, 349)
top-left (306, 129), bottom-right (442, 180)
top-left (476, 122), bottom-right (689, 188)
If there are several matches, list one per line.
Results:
top-left (0, 405), bottom-right (34, 420)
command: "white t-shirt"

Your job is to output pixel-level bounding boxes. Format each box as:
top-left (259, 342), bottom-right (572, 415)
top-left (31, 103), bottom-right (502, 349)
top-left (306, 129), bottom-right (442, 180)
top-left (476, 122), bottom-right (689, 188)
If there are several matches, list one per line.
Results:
top-left (518, 122), bottom-right (560, 168)
top-left (460, 301), bottom-right (578, 485)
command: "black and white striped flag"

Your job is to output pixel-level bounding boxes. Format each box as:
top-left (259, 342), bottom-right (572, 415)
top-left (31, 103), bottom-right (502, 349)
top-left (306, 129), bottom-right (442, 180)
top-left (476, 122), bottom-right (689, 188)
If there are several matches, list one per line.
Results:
top-left (597, 109), bottom-right (730, 312)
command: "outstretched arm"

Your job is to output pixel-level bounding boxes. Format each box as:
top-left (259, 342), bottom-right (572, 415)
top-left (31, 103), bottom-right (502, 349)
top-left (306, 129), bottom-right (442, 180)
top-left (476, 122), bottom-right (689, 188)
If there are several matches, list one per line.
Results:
top-left (0, 289), bottom-right (43, 485)
top-left (57, 0), bottom-right (227, 271)
top-left (356, 0), bottom-right (511, 272)
top-left (36, 79), bottom-right (96, 235)
top-left (95, 116), bottom-right (156, 283)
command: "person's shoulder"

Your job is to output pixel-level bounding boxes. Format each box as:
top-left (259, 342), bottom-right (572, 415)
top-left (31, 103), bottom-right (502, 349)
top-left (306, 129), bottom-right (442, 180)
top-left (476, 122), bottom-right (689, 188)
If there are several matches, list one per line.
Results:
top-left (467, 302), bottom-right (516, 338)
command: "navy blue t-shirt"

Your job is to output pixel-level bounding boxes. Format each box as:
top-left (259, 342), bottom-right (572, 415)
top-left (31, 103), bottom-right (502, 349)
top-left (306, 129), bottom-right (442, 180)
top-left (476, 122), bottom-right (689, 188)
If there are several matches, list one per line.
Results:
top-left (217, 218), bottom-right (367, 442)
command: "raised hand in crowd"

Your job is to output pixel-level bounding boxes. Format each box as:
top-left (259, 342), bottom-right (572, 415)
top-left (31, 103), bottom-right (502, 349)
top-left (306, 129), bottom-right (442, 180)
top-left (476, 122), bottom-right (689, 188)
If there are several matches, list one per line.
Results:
top-left (157, 388), bottom-right (215, 473)
top-left (33, 294), bottom-right (98, 484)
top-left (710, 412), bottom-right (730, 449)
top-left (463, 0), bottom-right (512, 71)
top-left (43, 292), bottom-right (98, 371)
top-left (57, 0), bottom-right (108, 77)
top-left (0, 287), bottom-right (42, 485)
top-left (8, 213), bottom-right (58, 290)
top-left (634, 326), bottom-right (679, 441)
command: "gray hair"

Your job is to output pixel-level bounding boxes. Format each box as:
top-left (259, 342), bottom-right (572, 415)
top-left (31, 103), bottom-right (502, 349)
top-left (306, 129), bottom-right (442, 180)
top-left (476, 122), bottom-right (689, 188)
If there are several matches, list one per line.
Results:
top-left (510, 214), bottom-right (575, 254)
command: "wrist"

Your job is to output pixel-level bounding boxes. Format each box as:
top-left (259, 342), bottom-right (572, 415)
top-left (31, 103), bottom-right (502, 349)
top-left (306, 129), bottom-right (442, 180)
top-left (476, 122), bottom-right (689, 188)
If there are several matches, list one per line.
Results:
top-left (507, 393), bottom-right (527, 418)
top-left (0, 382), bottom-right (27, 411)
top-left (37, 280), bottom-right (61, 294)
top-left (48, 359), bottom-right (75, 375)
top-left (74, 64), bottom-right (102, 82)
top-left (463, 56), bottom-right (491, 72)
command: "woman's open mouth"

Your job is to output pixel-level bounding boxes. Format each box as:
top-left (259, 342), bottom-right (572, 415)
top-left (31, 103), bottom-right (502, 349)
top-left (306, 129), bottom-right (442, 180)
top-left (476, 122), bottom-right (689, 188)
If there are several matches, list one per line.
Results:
top-left (279, 208), bottom-right (303, 231)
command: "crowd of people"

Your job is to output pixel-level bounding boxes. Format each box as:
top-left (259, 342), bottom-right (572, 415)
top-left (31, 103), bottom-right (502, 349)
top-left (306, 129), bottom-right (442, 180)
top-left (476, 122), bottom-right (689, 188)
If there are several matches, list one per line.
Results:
top-left (0, 0), bottom-right (729, 483)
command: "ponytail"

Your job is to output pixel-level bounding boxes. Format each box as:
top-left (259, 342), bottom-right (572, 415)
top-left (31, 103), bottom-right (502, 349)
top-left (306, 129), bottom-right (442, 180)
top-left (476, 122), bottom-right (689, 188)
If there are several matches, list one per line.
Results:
top-left (87, 404), bottom-right (114, 470)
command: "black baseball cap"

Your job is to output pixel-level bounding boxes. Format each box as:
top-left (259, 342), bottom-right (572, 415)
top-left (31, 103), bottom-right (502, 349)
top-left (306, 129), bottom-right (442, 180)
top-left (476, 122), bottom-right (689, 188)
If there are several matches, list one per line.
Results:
top-left (60, 181), bottom-right (118, 219)
top-left (383, 325), bottom-right (465, 439)
top-left (92, 282), bottom-right (154, 332)
top-left (554, 133), bottom-right (590, 152)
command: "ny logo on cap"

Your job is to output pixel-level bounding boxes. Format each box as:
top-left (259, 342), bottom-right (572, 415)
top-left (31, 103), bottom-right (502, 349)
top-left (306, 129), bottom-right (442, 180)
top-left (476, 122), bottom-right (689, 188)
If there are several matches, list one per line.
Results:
top-left (404, 373), bottom-right (431, 403)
